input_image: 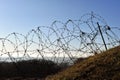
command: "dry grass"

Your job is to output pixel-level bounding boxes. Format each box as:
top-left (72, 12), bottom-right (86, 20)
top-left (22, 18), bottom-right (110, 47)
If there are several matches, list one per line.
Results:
top-left (46, 46), bottom-right (120, 80)
top-left (0, 46), bottom-right (120, 80)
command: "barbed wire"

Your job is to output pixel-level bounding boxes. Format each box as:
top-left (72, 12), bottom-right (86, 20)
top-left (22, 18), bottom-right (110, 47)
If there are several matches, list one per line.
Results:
top-left (0, 12), bottom-right (120, 63)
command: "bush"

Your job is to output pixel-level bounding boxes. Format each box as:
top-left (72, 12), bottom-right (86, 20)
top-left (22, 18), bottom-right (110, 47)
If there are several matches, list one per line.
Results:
top-left (0, 59), bottom-right (61, 78)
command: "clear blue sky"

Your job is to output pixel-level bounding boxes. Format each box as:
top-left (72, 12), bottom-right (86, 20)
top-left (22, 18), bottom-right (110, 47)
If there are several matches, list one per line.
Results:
top-left (0, 0), bottom-right (120, 37)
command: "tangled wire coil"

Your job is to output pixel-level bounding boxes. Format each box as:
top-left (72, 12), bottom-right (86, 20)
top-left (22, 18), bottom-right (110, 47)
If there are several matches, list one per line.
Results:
top-left (0, 12), bottom-right (120, 63)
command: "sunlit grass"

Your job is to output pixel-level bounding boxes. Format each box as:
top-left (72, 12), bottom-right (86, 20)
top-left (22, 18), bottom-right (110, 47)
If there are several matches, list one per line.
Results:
top-left (46, 46), bottom-right (120, 80)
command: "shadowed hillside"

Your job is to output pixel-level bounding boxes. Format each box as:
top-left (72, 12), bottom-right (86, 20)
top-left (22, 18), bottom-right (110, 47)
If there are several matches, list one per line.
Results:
top-left (0, 59), bottom-right (64, 79)
top-left (46, 46), bottom-right (120, 80)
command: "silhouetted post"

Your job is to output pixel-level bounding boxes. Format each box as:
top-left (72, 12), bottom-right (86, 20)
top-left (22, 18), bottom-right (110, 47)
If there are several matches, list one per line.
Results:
top-left (97, 22), bottom-right (107, 50)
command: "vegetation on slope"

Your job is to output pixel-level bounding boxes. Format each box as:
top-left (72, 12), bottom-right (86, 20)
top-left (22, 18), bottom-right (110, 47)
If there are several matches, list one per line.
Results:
top-left (46, 46), bottom-right (120, 80)
top-left (0, 59), bottom-right (62, 78)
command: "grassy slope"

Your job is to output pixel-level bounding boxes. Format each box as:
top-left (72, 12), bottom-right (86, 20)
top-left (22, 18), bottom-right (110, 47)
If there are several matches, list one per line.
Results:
top-left (46, 46), bottom-right (120, 80)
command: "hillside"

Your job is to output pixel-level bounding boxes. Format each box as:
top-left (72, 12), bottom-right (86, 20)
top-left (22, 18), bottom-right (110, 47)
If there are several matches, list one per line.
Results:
top-left (46, 46), bottom-right (120, 80)
top-left (0, 59), bottom-right (61, 80)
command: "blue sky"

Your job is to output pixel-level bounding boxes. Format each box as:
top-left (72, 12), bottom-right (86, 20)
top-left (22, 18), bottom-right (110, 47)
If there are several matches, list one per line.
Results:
top-left (0, 0), bottom-right (120, 37)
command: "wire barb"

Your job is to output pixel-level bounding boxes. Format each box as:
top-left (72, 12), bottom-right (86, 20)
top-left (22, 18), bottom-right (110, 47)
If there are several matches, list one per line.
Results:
top-left (0, 12), bottom-right (119, 64)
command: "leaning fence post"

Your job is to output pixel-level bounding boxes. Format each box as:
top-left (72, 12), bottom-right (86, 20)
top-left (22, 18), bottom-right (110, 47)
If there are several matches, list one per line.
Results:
top-left (97, 22), bottom-right (107, 50)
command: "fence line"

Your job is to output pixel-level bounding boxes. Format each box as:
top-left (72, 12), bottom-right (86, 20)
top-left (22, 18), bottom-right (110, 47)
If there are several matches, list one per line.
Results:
top-left (0, 12), bottom-right (120, 63)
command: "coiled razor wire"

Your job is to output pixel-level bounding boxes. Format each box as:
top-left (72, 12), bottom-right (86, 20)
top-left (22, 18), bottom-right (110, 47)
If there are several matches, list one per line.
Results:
top-left (0, 12), bottom-right (120, 63)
